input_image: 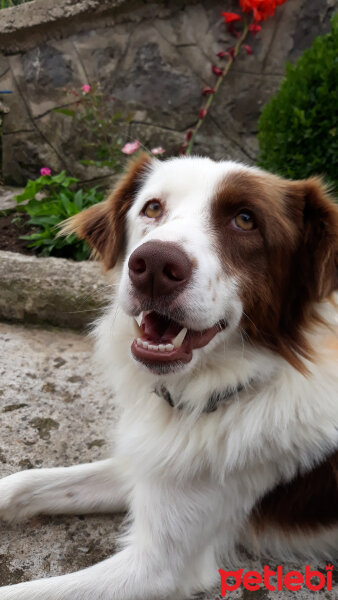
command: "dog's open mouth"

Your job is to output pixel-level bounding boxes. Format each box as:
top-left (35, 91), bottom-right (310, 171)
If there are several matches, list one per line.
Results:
top-left (131, 311), bottom-right (226, 369)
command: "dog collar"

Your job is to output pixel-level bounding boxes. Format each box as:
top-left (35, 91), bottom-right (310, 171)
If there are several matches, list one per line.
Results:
top-left (154, 382), bottom-right (246, 414)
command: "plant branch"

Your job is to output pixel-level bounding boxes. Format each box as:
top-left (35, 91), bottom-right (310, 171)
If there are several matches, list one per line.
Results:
top-left (185, 19), bottom-right (250, 156)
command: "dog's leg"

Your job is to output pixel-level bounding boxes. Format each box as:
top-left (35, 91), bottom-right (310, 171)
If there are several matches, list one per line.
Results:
top-left (0, 478), bottom-right (228, 599)
top-left (0, 459), bottom-right (130, 521)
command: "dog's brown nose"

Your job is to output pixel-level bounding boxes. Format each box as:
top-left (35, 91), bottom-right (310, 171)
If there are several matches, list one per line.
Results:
top-left (128, 241), bottom-right (192, 298)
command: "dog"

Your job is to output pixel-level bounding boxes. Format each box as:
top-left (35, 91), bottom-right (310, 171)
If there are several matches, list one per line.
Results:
top-left (0, 154), bottom-right (337, 599)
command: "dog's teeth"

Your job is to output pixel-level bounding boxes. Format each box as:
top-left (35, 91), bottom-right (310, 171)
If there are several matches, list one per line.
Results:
top-left (133, 318), bottom-right (143, 338)
top-left (159, 344), bottom-right (166, 351)
top-left (149, 345), bottom-right (158, 351)
top-left (165, 344), bottom-right (174, 352)
top-left (135, 314), bottom-right (142, 326)
top-left (172, 328), bottom-right (187, 348)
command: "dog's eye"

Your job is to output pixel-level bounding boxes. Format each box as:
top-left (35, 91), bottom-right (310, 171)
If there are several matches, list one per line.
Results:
top-left (142, 200), bottom-right (163, 219)
top-left (233, 211), bottom-right (256, 231)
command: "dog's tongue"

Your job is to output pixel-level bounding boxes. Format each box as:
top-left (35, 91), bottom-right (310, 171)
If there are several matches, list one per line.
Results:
top-left (142, 312), bottom-right (182, 343)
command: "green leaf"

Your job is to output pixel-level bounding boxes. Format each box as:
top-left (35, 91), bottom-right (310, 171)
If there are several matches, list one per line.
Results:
top-left (53, 108), bottom-right (76, 117)
top-left (27, 215), bottom-right (60, 226)
top-left (15, 179), bottom-right (42, 202)
top-left (73, 190), bottom-right (84, 211)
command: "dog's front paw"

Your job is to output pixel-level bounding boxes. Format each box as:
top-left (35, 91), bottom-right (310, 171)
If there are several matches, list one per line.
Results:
top-left (0, 470), bottom-right (41, 522)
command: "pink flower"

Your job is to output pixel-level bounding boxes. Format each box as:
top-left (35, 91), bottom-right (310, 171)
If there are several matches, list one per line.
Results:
top-left (40, 167), bottom-right (51, 176)
top-left (199, 108), bottom-right (207, 120)
top-left (151, 147), bottom-right (166, 155)
top-left (121, 140), bottom-right (141, 155)
top-left (217, 51), bottom-right (230, 58)
top-left (81, 84), bottom-right (91, 93)
top-left (244, 44), bottom-right (253, 54)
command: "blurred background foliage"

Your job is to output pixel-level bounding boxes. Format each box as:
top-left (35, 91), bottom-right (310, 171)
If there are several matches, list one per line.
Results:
top-left (258, 15), bottom-right (338, 193)
top-left (0, 0), bottom-right (31, 8)
top-left (0, 1), bottom-right (336, 261)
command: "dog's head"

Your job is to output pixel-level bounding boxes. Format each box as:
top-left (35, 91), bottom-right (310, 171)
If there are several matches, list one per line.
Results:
top-left (64, 154), bottom-right (338, 376)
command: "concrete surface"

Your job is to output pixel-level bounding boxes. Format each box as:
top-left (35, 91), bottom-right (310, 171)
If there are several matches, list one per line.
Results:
top-left (0, 321), bottom-right (337, 598)
top-left (0, 250), bottom-right (110, 329)
top-left (0, 321), bottom-right (122, 588)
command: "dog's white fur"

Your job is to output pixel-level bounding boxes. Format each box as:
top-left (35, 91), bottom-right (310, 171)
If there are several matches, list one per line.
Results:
top-left (0, 157), bottom-right (337, 599)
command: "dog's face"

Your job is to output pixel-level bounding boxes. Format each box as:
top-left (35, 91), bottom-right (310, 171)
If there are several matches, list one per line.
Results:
top-left (66, 154), bottom-right (338, 376)
top-left (118, 157), bottom-right (243, 374)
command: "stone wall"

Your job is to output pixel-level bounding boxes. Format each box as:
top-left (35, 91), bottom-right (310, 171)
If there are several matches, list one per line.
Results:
top-left (0, 0), bottom-right (334, 185)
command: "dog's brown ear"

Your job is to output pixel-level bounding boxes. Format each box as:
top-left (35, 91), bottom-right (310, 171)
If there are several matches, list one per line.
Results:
top-left (268, 177), bottom-right (338, 372)
top-left (288, 177), bottom-right (338, 302)
top-left (61, 153), bottom-right (152, 269)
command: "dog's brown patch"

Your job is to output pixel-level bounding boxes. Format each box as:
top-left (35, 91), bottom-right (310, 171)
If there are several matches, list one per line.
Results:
top-left (61, 153), bottom-right (152, 269)
top-left (211, 170), bottom-right (338, 371)
top-left (250, 448), bottom-right (338, 532)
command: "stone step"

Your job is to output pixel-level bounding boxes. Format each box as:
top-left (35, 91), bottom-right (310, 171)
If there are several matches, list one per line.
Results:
top-left (0, 186), bottom-right (24, 211)
top-left (0, 250), bottom-right (110, 330)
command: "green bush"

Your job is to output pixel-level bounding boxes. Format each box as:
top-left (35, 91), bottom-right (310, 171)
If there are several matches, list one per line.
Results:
top-left (0, 1), bottom-right (32, 8)
top-left (15, 171), bottom-right (104, 260)
top-left (258, 15), bottom-right (338, 192)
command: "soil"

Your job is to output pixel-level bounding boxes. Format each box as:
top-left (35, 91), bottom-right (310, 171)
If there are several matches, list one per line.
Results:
top-left (0, 213), bottom-right (37, 255)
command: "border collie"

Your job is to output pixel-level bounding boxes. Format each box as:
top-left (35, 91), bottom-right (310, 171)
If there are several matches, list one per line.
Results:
top-left (0, 154), bottom-right (337, 599)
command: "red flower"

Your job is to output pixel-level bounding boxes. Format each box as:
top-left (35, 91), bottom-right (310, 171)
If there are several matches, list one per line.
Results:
top-left (221, 12), bottom-right (242, 23)
top-left (228, 22), bottom-right (241, 38)
top-left (228, 47), bottom-right (235, 59)
top-left (249, 22), bottom-right (262, 33)
top-left (199, 108), bottom-right (207, 120)
top-left (212, 66), bottom-right (223, 76)
top-left (240, 0), bottom-right (287, 21)
top-left (244, 44), bottom-right (253, 55)
top-left (202, 86), bottom-right (215, 96)
top-left (217, 51), bottom-right (230, 58)
top-left (186, 130), bottom-right (193, 141)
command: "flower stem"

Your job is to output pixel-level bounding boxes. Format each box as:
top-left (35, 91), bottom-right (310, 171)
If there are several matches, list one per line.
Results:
top-left (185, 19), bottom-right (250, 156)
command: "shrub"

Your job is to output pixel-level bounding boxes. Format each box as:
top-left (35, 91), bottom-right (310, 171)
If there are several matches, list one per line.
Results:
top-left (258, 15), bottom-right (338, 192)
top-left (15, 171), bottom-right (104, 260)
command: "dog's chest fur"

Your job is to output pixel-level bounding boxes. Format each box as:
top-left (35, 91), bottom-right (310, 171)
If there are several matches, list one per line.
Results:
top-left (94, 303), bottom-right (338, 552)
